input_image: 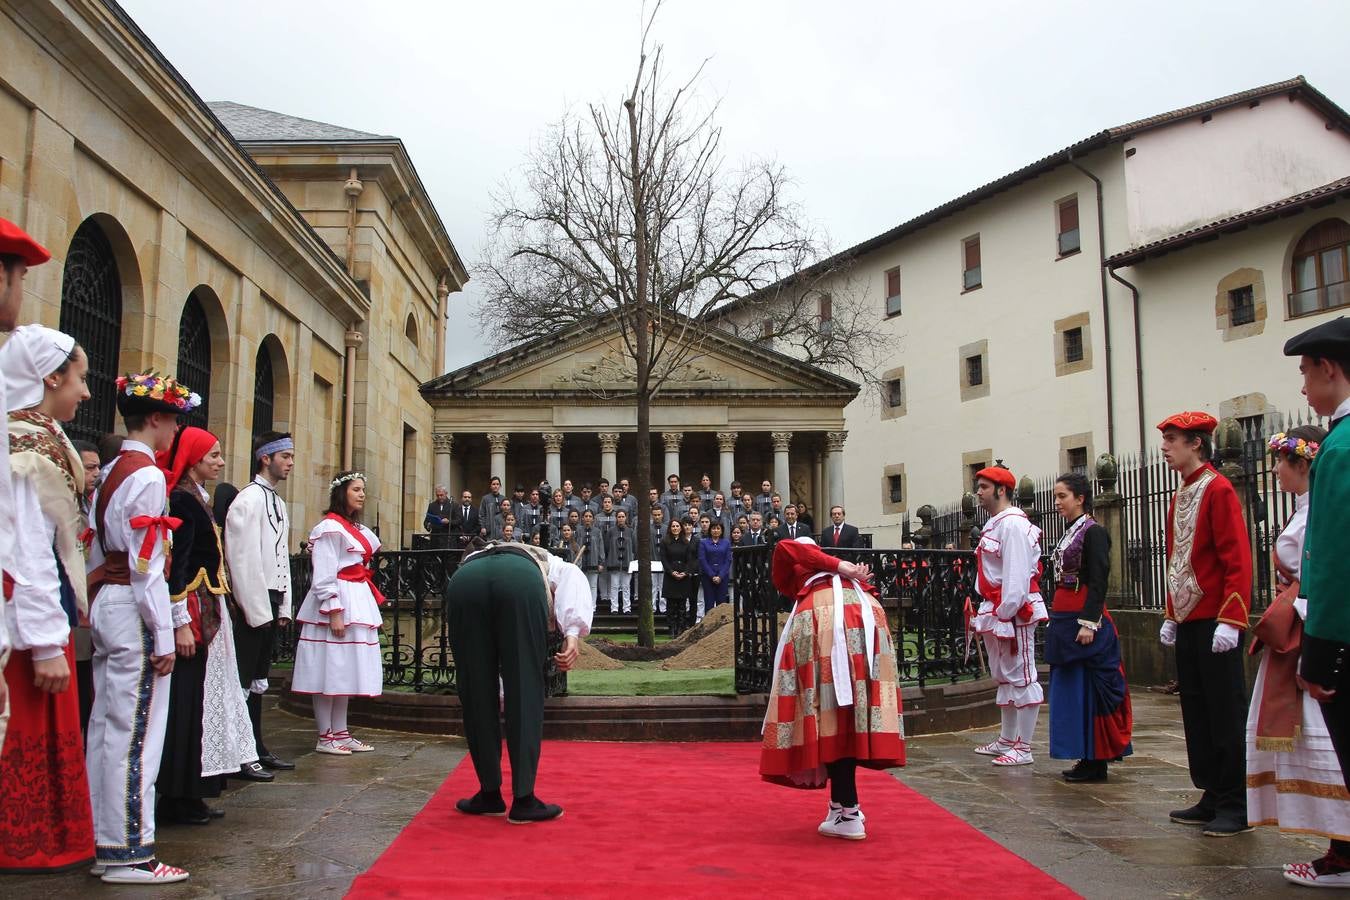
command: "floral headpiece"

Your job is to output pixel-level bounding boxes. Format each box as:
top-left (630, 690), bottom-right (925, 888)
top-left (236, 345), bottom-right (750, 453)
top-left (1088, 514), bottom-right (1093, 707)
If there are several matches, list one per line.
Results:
top-left (330, 471), bottom-right (366, 489)
top-left (115, 372), bottom-right (201, 412)
top-left (1268, 432), bottom-right (1319, 461)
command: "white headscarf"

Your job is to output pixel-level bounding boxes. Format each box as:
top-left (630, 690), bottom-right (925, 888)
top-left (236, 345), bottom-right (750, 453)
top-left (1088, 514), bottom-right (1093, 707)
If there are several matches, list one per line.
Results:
top-left (0, 324), bottom-right (76, 413)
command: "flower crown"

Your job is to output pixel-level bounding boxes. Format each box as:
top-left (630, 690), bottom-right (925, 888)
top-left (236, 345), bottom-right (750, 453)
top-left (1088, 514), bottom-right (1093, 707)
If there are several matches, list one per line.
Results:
top-left (115, 372), bottom-right (201, 411)
top-left (330, 471), bottom-right (366, 489)
top-left (1268, 432), bottom-right (1319, 461)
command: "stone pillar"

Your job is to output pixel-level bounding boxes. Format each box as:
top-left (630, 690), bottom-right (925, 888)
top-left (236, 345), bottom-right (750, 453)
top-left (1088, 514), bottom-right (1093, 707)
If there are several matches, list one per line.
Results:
top-left (716, 431), bottom-right (738, 495)
top-left (825, 431), bottom-right (847, 510)
top-left (543, 432), bottom-right (564, 488)
top-left (598, 432), bottom-right (620, 486)
top-left (771, 432), bottom-right (793, 506)
top-left (432, 432), bottom-right (453, 494)
top-left (662, 431), bottom-right (683, 482)
top-left (487, 433), bottom-right (509, 485)
top-left (1093, 452), bottom-right (1131, 604)
top-left (341, 329), bottom-right (363, 470)
top-left (813, 449), bottom-right (826, 525)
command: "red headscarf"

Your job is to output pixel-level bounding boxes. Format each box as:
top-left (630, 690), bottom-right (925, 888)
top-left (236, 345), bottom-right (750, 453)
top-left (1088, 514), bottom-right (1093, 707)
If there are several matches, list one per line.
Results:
top-left (156, 425), bottom-right (220, 492)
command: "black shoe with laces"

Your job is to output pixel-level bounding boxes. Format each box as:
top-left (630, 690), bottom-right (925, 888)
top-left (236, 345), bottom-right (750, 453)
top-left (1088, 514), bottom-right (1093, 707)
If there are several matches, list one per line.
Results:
top-left (508, 794), bottom-right (564, 824)
top-left (456, 790), bottom-right (506, 817)
top-left (1203, 815), bottom-right (1254, 837)
top-left (1063, 760), bottom-right (1108, 783)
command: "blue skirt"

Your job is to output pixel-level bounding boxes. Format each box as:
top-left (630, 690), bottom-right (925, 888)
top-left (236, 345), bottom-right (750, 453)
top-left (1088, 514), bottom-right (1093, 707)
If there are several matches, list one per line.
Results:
top-left (1045, 611), bottom-right (1134, 761)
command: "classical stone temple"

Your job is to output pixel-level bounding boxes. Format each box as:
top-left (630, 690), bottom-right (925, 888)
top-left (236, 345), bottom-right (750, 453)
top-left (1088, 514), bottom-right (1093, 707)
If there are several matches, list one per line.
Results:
top-left (421, 320), bottom-right (859, 515)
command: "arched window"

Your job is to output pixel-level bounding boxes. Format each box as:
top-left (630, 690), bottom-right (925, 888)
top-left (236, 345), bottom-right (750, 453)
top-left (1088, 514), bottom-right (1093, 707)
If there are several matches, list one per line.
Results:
top-left (252, 343), bottom-right (274, 442)
top-left (59, 219), bottom-right (123, 445)
top-left (177, 291), bottom-right (212, 430)
top-left (1290, 218), bottom-right (1350, 317)
top-left (405, 312), bottom-right (419, 348)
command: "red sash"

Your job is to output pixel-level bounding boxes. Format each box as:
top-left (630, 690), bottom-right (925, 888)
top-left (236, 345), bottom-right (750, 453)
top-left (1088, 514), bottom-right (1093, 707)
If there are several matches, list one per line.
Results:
top-left (325, 513), bottom-right (387, 606)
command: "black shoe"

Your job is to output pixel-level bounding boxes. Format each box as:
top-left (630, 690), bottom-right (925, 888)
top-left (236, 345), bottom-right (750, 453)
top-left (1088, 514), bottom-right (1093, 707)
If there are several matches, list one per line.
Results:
top-left (1063, 760), bottom-right (1108, 783)
top-left (157, 800), bottom-right (210, 826)
top-left (1169, 803), bottom-right (1215, 825)
top-left (232, 762), bottom-right (275, 782)
top-left (205, 804), bottom-right (225, 819)
top-left (508, 795), bottom-right (564, 824)
top-left (1203, 815), bottom-right (1254, 837)
top-left (1061, 760), bottom-right (1087, 778)
top-left (257, 752), bottom-right (295, 771)
top-left (455, 790), bottom-right (506, 817)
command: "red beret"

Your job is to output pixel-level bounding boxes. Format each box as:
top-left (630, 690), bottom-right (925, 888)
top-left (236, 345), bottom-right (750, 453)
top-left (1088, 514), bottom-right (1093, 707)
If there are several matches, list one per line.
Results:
top-left (0, 218), bottom-right (50, 267)
top-left (1156, 411), bottom-right (1218, 434)
top-left (974, 466), bottom-right (1015, 490)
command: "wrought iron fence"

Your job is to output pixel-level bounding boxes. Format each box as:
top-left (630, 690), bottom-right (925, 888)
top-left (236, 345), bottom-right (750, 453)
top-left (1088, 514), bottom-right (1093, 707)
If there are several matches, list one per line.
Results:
top-left (276, 547), bottom-right (568, 696)
top-left (732, 544), bottom-right (1055, 693)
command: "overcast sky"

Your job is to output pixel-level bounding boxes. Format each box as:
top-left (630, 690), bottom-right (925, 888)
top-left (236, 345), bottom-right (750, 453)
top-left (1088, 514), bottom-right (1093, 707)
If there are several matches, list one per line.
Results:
top-left (120, 0), bottom-right (1350, 370)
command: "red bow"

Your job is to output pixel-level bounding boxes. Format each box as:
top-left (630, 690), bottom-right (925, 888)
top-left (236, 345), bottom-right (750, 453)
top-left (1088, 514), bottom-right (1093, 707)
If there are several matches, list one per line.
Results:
top-left (129, 514), bottom-right (182, 571)
top-left (338, 563), bottom-right (387, 607)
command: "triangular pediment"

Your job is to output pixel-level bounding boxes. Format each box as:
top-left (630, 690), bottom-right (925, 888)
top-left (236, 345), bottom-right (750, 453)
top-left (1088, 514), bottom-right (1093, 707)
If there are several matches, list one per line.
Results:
top-left (422, 319), bottom-right (857, 400)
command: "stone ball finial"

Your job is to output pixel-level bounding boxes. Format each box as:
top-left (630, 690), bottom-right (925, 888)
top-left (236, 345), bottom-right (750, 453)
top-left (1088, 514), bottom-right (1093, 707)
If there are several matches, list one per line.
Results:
top-left (916, 503), bottom-right (935, 525)
top-left (960, 491), bottom-right (976, 518)
top-left (1017, 475), bottom-right (1036, 505)
top-left (1095, 453), bottom-right (1118, 492)
top-left (1216, 417), bottom-right (1245, 464)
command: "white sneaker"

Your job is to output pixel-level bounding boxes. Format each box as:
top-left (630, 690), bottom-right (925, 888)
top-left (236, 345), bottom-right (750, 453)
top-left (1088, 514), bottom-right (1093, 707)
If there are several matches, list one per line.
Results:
top-left (316, 732), bottom-right (353, 756)
top-left (973, 738), bottom-right (1014, 757)
top-left (101, 860), bottom-right (190, 884)
top-left (332, 730), bottom-right (374, 752)
top-left (818, 805), bottom-right (866, 841)
top-left (992, 746), bottom-right (1034, 767)
top-left (1285, 862), bottom-right (1350, 888)
top-left (89, 862), bottom-right (107, 877)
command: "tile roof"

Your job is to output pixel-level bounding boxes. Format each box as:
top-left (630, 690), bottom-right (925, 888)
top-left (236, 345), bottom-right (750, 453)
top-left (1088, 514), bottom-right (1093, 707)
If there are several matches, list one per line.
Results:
top-left (1106, 175), bottom-right (1350, 267)
top-left (207, 101), bottom-right (394, 142)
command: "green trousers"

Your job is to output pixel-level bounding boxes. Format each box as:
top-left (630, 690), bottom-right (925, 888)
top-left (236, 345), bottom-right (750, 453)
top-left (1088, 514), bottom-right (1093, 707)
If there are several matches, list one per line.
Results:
top-left (446, 552), bottom-right (549, 798)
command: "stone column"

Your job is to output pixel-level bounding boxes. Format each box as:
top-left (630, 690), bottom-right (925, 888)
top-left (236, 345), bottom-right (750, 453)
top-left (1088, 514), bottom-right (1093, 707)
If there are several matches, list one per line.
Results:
top-left (432, 432), bottom-right (453, 494)
top-left (598, 432), bottom-right (620, 486)
top-left (1093, 453), bottom-right (1131, 604)
top-left (825, 431), bottom-right (847, 510)
top-left (716, 431), bottom-right (738, 496)
top-left (543, 432), bottom-right (564, 488)
top-left (487, 433), bottom-right (510, 485)
top-left (662, 431), bottom-right (684, 482)
top-left (771, 432), bottom-right (793, 506)
top-left (812, 449), bottom-right (825, 524)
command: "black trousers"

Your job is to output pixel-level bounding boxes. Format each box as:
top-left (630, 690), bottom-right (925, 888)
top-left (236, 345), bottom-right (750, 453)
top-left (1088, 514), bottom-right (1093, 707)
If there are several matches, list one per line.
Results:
top-left (1304, 633), bottom-right (1350, 791)
top-left (233, 590), bottom-right (283, 755)
top-left (1175, 619), bottom-right (1247, 818)
top-left (446, 552), bottom-right (549, 799)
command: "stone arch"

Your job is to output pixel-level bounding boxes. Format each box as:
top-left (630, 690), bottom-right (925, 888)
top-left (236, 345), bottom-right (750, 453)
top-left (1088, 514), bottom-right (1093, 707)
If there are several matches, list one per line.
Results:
top-left (1285, 217), bottom-right (1350, 318)
top-left (252, 333), bottom-right (293, 441)
top-left (405, 312), bottom-right (419, 348)
top-left (176, 285), bottom-right (232, 433)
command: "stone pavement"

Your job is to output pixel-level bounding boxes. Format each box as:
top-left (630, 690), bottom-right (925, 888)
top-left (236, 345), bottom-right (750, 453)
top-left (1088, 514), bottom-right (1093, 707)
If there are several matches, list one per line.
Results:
top-left (2, 692), bottom-right (1326, 898)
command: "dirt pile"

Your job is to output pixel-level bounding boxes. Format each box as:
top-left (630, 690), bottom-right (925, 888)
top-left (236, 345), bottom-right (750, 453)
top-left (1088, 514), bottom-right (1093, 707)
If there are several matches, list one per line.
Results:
top-left (572, 638), bottom-right (624, 671)
top-left (661, 607), bottom-right (790, 671)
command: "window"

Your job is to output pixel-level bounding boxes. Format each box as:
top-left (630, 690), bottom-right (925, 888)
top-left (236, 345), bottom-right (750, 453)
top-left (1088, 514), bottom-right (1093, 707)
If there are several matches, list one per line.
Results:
top-left (818, 293), bottom-right (833, 335)
top-left (60, 218), bottom-right (124, 445)
top-left (1067, 446), bottom-right (1088, 475)
top-left (1228, 285), bottom-right (1255, 326)
top-left (405, 312), bottom-right (419, 347)
top-left (888, 475), bottom-right (903, 504)
top-left (884, 266), bottom-right (902, 316)
top-left (885, 377), bottom-right (904, 408)
top-left (252, 343), bottom-right (275, 443)
top-left (1289, 219), bottom-right (1350, 317)
top-left (177, 291), bottom-right (212, 430)
top-left (968, 461), bottom-right (987, 486)
top-left (1063, 327), bottom-right (1084, 363)
top-left (966, 354), bottom-right (983, 387)
top-left (962, 235), bottom-right (981, 290)
top-left (1057, 196), bottom-right (1081, 256)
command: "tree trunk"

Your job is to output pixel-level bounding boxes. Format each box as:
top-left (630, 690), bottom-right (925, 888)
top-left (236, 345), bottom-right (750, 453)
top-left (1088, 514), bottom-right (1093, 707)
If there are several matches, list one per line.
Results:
top-left (627, 93), bottom-right (655, 649)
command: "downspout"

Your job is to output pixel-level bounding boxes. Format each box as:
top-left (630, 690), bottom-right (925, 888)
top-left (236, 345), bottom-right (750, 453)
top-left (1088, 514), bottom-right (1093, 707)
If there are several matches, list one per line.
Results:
top-left (341, 168), bottom-right (365, 471)
top-left (343, 168), bottom-right (363, 278)
top-left (435, 274), bottom-right (449, 372)
top-left (1107, 266), bottom-right (1146, 457)
top-left (1067, 151), bottom-right (1115, 455)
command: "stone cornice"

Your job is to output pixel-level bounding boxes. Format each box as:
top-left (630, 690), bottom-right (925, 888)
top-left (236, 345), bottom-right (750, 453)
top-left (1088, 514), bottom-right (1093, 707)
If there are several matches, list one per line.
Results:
top-left (425, 388), bottom-right (858, 408)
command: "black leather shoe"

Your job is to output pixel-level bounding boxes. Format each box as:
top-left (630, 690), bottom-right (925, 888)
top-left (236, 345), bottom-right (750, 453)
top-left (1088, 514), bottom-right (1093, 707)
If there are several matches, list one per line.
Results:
top-left (233, 762), bottom-right (275, 782)
top-left (455, 791), bottom-right (506, 817)
top-left (1203, 815), bottom-right (1254, 837)
top-left (508, 795), bottom-right (563, 824)
top-left (258, 753), bottom-right (295, 771)
top-left (157, 801), bottom-right (210, 826)
top-left (1169, 803), bottom-right (1215, 825)
top-left (1063, 760), bottom-right (1108, 783)
top-left (1061, 760), bottom-right (1087, 778)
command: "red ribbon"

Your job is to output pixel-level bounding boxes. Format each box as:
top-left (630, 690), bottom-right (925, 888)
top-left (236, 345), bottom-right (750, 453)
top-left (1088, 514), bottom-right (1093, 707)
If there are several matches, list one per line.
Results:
top-left (338, 563), bottom-right (386, 606)
top-left (78, 527), bottom-right (95, 551)
top-left (128, 514), bottom-right (183, 568)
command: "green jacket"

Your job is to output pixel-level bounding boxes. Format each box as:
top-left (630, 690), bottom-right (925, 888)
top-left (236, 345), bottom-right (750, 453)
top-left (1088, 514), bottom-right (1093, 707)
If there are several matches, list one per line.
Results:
top-left (1303, 414), bottom-right (1350, 642)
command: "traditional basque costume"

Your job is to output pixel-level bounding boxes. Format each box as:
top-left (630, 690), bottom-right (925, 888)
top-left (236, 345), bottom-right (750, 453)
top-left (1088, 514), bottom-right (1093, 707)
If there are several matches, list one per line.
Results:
top-left (1160, 412), bottom-right (1252, 831)
top-left (0, 326), bottom-right (94, 871)
top-left (760, 538), bottom-right (905, 789)
top-left (1045, 514), bottom-right (1133, 771)
top-left (969, 476), bottom-right (1047, 766)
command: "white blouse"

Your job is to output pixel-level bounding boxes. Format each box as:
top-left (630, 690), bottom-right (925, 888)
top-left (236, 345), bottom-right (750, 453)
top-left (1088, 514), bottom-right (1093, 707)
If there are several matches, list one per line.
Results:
top-left (1275, 492), bottom-right (1309, 584)
top-left (548, 558), bottom-right (594, 639)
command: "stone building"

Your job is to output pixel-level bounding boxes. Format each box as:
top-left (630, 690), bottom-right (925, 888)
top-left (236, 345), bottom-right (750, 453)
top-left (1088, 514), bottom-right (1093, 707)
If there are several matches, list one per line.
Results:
top-left (0, 0), bottom-right (465, 546)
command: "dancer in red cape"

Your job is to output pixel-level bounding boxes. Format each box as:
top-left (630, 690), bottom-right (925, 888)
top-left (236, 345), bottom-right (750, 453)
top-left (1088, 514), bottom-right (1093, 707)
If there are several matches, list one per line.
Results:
top-left (760, 537), bottom-right (904, 841)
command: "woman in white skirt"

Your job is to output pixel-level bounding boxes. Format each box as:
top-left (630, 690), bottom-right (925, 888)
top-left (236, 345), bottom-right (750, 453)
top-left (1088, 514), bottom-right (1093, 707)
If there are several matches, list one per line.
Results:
top-left (292, 471), bottom-right (383, 756)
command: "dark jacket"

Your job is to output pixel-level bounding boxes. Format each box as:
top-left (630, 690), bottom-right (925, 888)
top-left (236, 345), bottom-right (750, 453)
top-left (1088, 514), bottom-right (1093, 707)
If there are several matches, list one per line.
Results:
top-left (659, 536), bottom-right (697, 601)
top-left (424, 499), bottom-right (453, 533)
top-left (450, 502), bottom-right (480, 537)
top-left (821, 522), bottom-right (861, 548)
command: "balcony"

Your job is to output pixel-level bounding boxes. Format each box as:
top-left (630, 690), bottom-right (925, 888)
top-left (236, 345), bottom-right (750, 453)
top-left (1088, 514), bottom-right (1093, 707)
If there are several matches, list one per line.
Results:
top-left (1288, 279), bottom-right (1350, 318)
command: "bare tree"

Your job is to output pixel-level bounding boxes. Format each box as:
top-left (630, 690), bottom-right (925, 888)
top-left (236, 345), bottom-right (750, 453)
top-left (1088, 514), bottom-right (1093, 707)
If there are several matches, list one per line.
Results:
top-left (478, 3), bottom-right (881, 646)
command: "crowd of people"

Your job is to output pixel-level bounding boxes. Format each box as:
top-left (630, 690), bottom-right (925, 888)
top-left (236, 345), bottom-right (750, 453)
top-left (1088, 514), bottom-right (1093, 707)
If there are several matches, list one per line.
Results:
top-left (0, 219), bottom-right (385, 884)
top-left (425, 473), bottom-right (863, 631)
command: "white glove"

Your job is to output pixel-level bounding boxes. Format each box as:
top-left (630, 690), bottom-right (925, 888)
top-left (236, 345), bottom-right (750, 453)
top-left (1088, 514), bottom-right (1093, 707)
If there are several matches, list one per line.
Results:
top-left (1211, 623), bottom-right (1240, 654)
top-left (1159, 620), bottom-right (1177, 646)
top-left (249, 678), bottom-right (269, 695)
top-left (1294, 597), bottom-right (1309, 620)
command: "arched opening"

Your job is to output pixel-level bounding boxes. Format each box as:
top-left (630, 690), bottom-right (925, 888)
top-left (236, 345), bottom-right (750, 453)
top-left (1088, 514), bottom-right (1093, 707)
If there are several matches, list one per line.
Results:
top-left (177, 290), bottom-right (212, 430)
top-left (251, 334), bottom-right (292, 443)
top-left (1289, 218), bottom-right (1350, 317)
top-left (405, 312), bottom-right (419, 348)
top-left (60, 218), bottom-right (123, 444)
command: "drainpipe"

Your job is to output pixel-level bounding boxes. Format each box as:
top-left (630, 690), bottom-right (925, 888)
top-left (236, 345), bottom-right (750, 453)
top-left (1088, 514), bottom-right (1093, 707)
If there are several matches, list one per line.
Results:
top-left (435, 274), bottom-right (449, 372)
top-left (342, 328), bottom-right (363, 470)
top-left (1107, 267), bottom-right (1146, 457)
top-left (343, 168), bottom-right (363, 278)
top-left (1067, 151), bottom-right (1115, 455)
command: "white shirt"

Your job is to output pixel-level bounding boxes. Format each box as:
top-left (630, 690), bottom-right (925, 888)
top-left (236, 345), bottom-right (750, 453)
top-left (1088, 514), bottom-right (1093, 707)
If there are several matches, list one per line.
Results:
top-left (306, 518), bottom-right (382, 623)
top-left (0, 368), bottom-right (11, 656)
top-left (1333, 396), bottom-right (1350, 424)
top-left (976, 506), bottom-right (1045, 623)
top-left (1276, 492), bottom-right (1310, 583)
top-left (547, 558), bottom-right (594, 638)
top-left (225, 474), bottom-right (293, 626)
top-left (85, 440), bottom-right (183, 657)
top-left (6, 471), bottom-right (65, 659)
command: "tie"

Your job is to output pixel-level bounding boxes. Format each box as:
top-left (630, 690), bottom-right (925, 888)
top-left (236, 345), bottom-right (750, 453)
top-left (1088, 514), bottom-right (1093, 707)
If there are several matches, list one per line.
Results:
top-left (834, 526), bottom-right (840, 546)
top-left (464, 506), bottom-right (469, 520)
top-left (789, 524), bottom-right (795, 537)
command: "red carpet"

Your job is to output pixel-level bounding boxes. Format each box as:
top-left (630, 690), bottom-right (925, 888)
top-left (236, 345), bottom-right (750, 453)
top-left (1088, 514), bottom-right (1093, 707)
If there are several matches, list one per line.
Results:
top-left (348, 741), bottom-right (1079, 899)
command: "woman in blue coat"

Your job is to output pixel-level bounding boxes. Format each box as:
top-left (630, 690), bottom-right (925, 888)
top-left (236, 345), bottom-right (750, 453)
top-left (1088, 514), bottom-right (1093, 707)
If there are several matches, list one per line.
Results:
top-left (699, 521), bottom-right (732, 610)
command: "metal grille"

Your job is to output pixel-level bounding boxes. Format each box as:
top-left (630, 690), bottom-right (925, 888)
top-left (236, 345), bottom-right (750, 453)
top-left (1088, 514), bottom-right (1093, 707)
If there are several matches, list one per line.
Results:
top-left (59, 220), bottom-right (122, 445)
top-left (176, 292), bottom-right (212, 430)
top-left (251, 343), bottom-right (274, 441)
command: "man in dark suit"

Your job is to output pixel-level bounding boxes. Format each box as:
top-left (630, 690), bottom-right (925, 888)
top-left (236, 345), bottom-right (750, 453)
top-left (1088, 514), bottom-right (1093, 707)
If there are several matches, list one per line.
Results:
top-left (451, 489), bottom-right (481, 543)
top-left (425, 485), bottom-right (454, 547)
top-left (742, 512), bottom-right (768, 547)
top-left (776, 503), bottom-right (808, 542)
top-left (822, 504), bottom-right (861, 548)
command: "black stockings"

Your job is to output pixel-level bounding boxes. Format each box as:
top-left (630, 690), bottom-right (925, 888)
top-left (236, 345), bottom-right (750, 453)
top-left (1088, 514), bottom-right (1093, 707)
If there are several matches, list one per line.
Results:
top-left (826, 758), bottom-right (858, 807)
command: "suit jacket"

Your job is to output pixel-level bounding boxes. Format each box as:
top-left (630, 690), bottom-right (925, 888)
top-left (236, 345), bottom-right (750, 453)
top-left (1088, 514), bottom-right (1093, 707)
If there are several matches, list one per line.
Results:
top-left (424, 499), bottom-right (453, 533)
top-left (821, 522), bottom-right (861, 548)
top-left (741, 530), bottom-right (769, 547)
top-left (450, 503), bottom-right (480, 536)
top-left (776, 520), bottom-right (808, 542)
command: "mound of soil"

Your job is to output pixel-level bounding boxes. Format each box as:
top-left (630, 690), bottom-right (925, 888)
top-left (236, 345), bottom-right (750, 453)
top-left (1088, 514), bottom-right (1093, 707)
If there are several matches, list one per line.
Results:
top-left (572, 638), bottom-right (624, 671)
top-left (667, 604), bottom-right (734, 647)
top-left (661, 610), bottom-right (789, 671)
top-left (587, 639), bottom-right (682, 662)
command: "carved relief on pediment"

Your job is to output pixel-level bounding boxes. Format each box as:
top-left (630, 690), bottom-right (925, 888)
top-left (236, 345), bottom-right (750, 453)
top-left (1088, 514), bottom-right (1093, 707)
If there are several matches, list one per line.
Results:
top-left (553, 347), bottom-right (729, 387)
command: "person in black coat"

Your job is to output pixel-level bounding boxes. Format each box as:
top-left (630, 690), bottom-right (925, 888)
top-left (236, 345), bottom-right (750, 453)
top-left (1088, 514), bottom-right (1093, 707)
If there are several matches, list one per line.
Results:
top-left (424, 486), bottom-right (453, 538)
top-left (822, 505), bottom-right (862, 548)
top-left (450, 489), bottom-right (480, 544)
top-left (659, 520), bottom-right (697, 636)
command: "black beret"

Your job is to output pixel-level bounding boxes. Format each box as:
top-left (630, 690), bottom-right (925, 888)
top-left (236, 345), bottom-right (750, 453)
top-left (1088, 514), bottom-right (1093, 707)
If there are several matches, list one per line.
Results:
top-left (1284, 316), bottom-right (1350, 358)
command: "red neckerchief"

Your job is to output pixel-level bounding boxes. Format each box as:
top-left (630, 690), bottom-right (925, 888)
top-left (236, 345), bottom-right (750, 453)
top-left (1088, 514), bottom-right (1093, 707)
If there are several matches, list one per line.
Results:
top-left (324, 513), bottom-right (386, 606)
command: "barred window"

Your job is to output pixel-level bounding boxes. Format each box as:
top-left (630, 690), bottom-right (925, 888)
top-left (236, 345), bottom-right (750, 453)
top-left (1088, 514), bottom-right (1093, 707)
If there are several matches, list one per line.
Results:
top-left (1063, 327), bottom-right (1084, 363)
top-left (966, 354), bottom-right (983, 387)
top-left (1229, 285), bottom-right (1255, 326)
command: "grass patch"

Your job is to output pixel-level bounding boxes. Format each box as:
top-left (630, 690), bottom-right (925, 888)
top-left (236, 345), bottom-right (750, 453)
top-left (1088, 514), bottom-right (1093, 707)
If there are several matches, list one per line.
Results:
top-left (567, 664), bottom-right (735, 697)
